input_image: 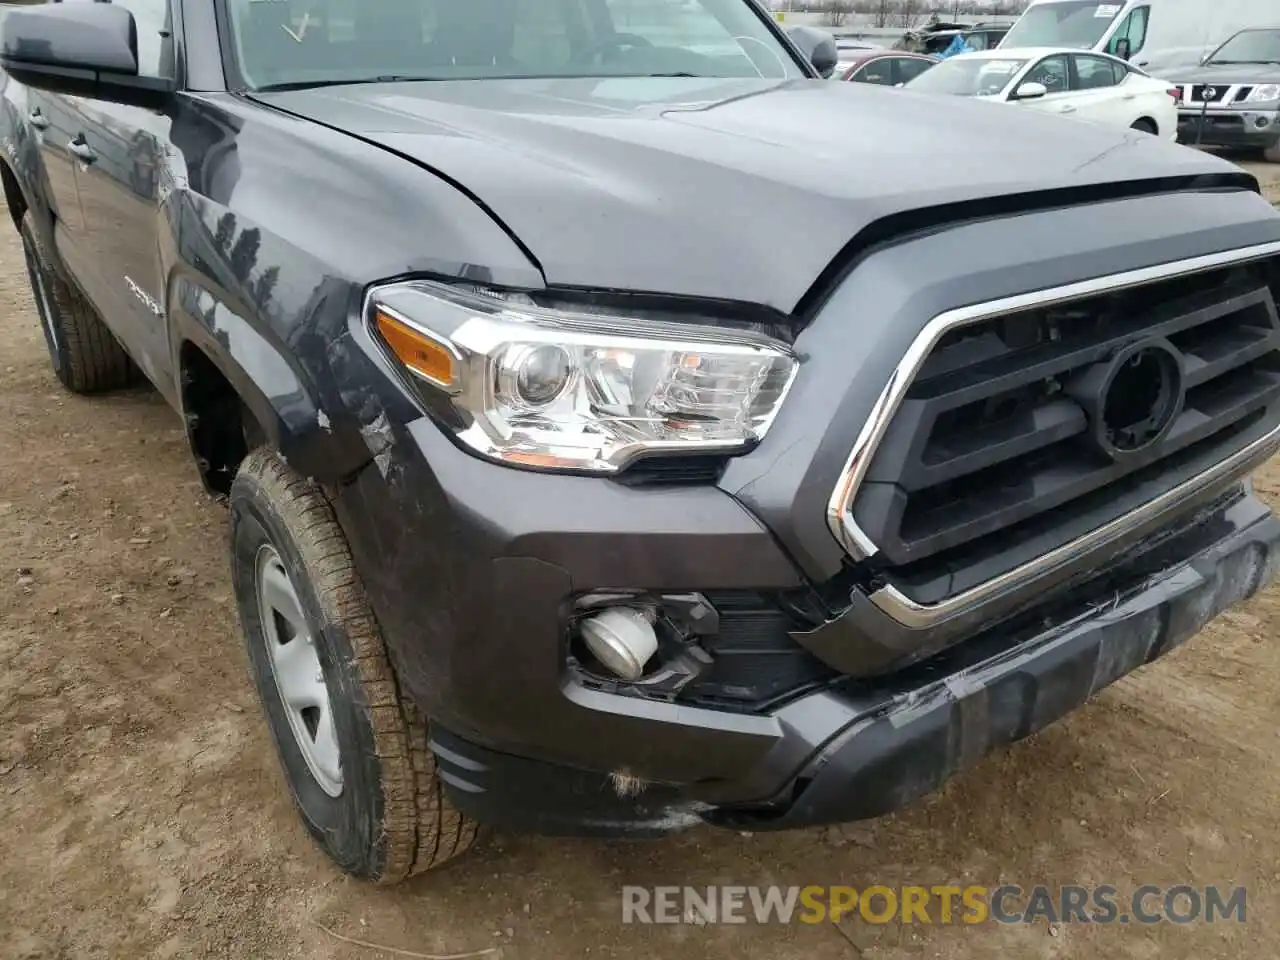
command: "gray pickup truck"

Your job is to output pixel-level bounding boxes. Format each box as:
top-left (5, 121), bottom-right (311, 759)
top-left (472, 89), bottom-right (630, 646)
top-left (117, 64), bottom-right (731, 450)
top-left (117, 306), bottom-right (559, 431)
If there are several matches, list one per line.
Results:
top-left (1, 0), bottom-right (1279, 884)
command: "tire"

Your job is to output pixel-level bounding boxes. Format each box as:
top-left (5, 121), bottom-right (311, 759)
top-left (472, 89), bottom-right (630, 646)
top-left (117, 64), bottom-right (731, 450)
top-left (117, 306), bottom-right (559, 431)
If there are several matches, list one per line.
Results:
top-left (229, 449), bottom-right (477, 882)
top-left (18, 211), bottom-right (133, 394)
top-left (1130, 118), bottom-right (1158, 135)
top-left (1264, 142), bottom-right (1280, 164)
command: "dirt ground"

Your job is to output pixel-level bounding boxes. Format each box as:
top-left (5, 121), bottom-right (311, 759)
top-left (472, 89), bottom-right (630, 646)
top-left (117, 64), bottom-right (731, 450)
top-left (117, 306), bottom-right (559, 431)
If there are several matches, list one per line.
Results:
top-left (2, 165), bottom-right (1280, 960)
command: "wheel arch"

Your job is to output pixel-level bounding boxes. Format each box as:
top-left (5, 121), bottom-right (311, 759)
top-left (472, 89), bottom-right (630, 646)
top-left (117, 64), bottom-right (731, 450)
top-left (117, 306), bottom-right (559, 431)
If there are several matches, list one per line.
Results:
top-left (0, 148), bottom-right (56, 259)
top-left (170, 273), bottom-right (373, 495)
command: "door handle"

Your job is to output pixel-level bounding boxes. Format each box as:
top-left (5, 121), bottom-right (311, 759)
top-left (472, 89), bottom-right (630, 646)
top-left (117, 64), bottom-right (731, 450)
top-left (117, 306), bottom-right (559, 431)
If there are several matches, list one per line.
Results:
top-left (1059, 105), bottom-right (1077, 113)
top-left (28, 108), bottom-right (49, 130)
top-left (1122, 93), bottom-right (1136, 100)
top-left (68, 138), bottom-right (97, 164)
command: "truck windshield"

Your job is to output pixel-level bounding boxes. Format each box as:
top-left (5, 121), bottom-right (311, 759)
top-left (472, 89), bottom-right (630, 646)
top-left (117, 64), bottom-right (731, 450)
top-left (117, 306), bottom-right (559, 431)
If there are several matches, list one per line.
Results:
top-left (999, 1), bottom-right (1124, 50)
top-left (904, 57), bottom-right (1027, 96)
top-left (1206, 28), bottom-right (1280, 65)
top-left (225, 0), bottom-right (805, 90)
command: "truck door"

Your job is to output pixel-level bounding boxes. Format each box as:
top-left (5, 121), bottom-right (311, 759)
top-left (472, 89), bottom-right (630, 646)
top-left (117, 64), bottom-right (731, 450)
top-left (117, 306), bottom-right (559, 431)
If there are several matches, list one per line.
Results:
top-left (27, 91), bottom-right (96, 283)
top-left (69, 0), bottom-right (178, 400)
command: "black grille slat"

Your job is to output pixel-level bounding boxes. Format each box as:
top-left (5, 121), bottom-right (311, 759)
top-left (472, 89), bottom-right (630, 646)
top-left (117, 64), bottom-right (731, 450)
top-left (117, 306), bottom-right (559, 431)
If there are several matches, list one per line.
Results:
top-left (898, 448), bottom-right (1099, 551)
top-left (1175, 307), bottom-right (1275, 387)
top-left (917, 398), bottom-right (1086, 487)
top-left (912, 284), bottom-right (1273, 401)
top-left (852, 257), bottom-right (1280, 596)
top-left (1185, 364), bottom-right (1280, 422)
top-left (897, 357), bottom-right (1280, 557)
top-left (868, 287), bottom-right (1276, 493)
top-left (899, 413), bottom-right (1268, 605)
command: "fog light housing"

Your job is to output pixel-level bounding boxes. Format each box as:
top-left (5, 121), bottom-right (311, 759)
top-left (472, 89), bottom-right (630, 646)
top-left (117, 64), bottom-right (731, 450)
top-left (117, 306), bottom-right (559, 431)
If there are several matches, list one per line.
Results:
top-left (578, 607), bottom-right (658, 681)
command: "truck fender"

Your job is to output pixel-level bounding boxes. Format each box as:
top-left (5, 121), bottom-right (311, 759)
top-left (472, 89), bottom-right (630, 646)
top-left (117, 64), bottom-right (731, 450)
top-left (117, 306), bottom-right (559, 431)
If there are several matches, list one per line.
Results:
top-left (168, 273), bottom-right (373, 489)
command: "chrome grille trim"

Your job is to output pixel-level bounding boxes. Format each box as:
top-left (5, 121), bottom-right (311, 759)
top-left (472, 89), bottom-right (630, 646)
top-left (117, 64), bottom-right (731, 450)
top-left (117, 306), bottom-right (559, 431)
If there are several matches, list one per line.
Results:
top-left (826, 239), bottom-right (1280, 626)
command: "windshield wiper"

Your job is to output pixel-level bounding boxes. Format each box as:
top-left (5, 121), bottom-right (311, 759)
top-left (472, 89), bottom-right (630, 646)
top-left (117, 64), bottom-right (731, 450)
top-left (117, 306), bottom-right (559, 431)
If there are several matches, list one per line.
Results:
top-left (254, 75), bottom-right (446, 92)
top-left (1207, 59), bottom-right (1280, 65)
top-left (253, 72), bottom-right (712, 92)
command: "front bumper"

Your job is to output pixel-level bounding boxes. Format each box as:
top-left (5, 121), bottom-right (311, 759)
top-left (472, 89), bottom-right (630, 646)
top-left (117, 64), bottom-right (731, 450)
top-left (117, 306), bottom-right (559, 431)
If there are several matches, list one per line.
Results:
top-left (426, 492), bottom-right (1280, 834)
top-left (325, 187), bottom-right (1280, 835)
top-left (1177, 107), bottom-right (1280, 149)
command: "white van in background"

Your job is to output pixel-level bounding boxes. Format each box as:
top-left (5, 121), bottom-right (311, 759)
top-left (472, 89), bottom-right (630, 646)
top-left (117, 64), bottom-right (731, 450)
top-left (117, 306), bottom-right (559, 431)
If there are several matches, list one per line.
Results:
top-left (997, 0), bottom-right (1275, 73)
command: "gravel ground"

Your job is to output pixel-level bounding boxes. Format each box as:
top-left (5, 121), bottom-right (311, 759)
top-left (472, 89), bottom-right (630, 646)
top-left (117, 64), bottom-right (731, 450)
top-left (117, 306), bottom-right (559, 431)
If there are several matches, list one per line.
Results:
top-left (1, 163), bottom-right (1279, 960)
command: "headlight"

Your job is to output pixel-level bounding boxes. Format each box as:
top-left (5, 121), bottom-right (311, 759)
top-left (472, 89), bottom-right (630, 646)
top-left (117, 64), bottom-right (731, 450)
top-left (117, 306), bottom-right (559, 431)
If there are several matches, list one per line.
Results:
top-left (1243, 84), bottom-right (1280, 103)
top-left (368, 280), bottom-right (798, 472)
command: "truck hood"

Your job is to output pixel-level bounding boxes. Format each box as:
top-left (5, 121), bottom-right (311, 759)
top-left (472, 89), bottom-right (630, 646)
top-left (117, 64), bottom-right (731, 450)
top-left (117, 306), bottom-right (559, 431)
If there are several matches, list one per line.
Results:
top-left (1167, 63), bottom-right (1280, 85)
top-left (257, 76), bottom-right (1245, 312)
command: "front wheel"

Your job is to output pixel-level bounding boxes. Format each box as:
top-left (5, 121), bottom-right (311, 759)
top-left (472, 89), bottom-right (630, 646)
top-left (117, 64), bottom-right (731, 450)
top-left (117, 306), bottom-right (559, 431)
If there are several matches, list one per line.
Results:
top-left (229, 449), bottom-right (477, 881)
top-left (1264, 142), bottom-right (1280, 163)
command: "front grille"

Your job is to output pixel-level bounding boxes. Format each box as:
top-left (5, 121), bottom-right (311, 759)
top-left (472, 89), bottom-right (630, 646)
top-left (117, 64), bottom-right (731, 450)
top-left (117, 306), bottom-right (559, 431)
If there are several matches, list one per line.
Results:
top-left (849, 255), bottom-right (1280, 605)
top-left (1190, 84), bottom-right (1232, 103)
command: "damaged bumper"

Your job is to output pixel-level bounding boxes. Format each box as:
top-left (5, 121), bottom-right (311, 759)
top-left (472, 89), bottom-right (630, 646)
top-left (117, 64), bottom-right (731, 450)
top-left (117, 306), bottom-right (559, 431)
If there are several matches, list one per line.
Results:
top-left (727, 494), bottom-right (1279, 829)
top-left (427, 492), bottom-right (1280, 835)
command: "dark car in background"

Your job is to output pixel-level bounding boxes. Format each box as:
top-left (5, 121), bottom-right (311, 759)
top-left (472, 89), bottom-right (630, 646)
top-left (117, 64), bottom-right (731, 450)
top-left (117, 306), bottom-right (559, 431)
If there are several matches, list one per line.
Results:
top-left (841, 50), bottom-right (937, 85)
top-left (1170, 26), bottom-right (1280, 161)
top-left (905, 20), bottom-right (1012, 57)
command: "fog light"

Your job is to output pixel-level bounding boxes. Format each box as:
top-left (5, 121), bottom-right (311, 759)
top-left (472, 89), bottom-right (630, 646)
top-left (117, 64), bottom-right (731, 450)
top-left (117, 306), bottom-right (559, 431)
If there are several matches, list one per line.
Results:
top-left (578, 607), bottom-right (658, 680)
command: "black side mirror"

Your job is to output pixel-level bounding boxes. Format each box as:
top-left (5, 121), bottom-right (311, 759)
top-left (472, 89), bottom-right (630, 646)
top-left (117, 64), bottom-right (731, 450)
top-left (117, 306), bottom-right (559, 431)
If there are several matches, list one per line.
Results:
top-left (786, 25), bottom-right (839, 79)
top-left (1114, 37), bottom-right (1131, 61)
top-left (0, 4), bottom-right (173, 110)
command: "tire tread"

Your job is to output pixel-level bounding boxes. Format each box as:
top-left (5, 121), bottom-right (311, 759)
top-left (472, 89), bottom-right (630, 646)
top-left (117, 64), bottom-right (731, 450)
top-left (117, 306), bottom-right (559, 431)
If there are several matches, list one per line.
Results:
top-left (234, 448), bottom-right (476, 882)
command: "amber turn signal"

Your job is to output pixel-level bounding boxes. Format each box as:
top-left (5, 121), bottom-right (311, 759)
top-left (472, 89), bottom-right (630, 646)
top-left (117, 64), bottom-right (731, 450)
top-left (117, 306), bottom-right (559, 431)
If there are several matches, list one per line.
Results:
top-left (375, 308), bottom-right (457, 388)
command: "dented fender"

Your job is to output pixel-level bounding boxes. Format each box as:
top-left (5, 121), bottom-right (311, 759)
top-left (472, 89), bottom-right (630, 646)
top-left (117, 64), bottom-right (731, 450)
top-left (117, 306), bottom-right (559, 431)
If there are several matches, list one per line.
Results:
top-left (168, 273), bottom-right (374, 484)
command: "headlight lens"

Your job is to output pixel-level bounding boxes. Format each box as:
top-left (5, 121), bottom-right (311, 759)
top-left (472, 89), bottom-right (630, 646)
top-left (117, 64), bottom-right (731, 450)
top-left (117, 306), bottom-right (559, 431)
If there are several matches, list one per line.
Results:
top-left (1244, 84), bottom-right (1280, 103)
top-left (369, 281), bottom-right (798, 472)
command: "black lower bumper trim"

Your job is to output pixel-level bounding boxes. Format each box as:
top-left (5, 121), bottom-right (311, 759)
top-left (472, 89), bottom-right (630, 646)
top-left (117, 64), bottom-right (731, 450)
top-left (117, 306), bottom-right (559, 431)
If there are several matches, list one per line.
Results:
top-left (718, 508), bottom-right (1280, 829)
top-left (430, 726), bottom-right (708, 837)
top-left (428, 500), bottom-right (1280, 837)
